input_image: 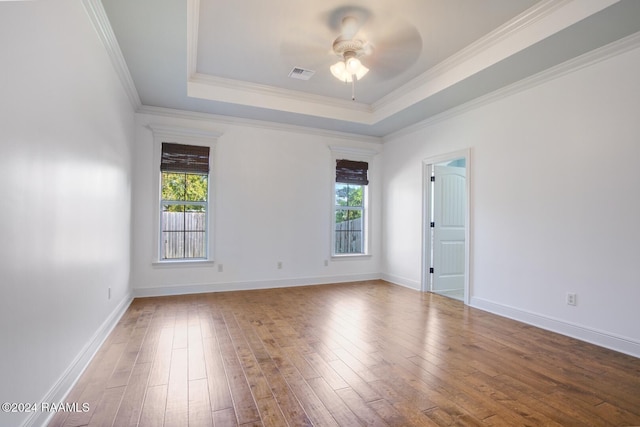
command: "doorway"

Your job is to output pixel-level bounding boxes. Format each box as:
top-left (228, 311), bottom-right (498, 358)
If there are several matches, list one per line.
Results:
top-left (422, 150), bottom-right (470, 303)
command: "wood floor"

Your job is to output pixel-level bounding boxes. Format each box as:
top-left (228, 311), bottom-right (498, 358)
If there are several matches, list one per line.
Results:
top-left (49, 280), bottom-right (640, 427)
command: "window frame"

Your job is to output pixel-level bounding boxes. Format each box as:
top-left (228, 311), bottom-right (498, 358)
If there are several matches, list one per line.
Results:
top-left (160, 171), bottom-right (209, 260)
top-left (329, 146), bottom-right (376, 259)
top-left (150, 125), bottom-right (220, 265)
top-left (334, 182), bottom-right (367, 256)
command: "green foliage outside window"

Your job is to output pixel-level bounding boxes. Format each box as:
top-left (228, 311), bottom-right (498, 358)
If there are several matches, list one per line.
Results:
top-left (162, 172), bottom-right (208, 212)
top-left (335, 184), bottom-right (363, 223)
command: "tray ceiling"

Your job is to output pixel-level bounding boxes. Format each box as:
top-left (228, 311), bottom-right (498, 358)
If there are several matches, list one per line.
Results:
top-left (101, 0), bottom-right (640, 136)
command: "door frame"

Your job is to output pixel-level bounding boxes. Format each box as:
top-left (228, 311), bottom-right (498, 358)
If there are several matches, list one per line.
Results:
top-left (421, 148), bottom-right (471, 304)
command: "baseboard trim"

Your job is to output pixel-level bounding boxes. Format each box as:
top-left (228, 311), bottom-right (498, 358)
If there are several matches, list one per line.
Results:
top-left (380, 273), bottom-right (421, 290)
top-left (25, 293), bottom-right (133, 427)
top-left (133, 273), bottom-right (382, 297)
top-left (470, 296), bottom-right (640, 358)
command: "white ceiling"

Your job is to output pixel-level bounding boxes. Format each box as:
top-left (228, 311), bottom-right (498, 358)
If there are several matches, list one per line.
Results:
top-left (101, 0), bottom-right (640, 137)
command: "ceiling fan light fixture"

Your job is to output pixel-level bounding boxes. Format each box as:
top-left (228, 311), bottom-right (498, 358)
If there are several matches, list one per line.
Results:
top-left (354, 62), bottom-right (369, 80)
top-left (329, 17), bottom-right (370, 98)
top-left (345, 52), bottom-right (361, 73)
top-left (330, 51), bottom-right (369, 83)
top-left (330, 60), bottom-right (348, 81)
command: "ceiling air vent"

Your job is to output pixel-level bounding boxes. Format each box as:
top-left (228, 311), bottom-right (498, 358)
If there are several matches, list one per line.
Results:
top-left (288, 67), bottom-right (315, 80)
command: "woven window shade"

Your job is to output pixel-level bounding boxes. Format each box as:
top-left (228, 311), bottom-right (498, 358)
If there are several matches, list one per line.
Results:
top-left (336, 159), bottom-right (368, 185)
top-left (161, 143), bottom-right (210, 173)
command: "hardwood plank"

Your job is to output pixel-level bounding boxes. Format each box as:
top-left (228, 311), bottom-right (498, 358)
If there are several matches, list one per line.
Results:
top-left (172, 310), bottom-right (189, 349)
top-left (189, 378), bottom-right (213, 427)
top-left (223, 310), bottom-right (272, 400)
top-left (369, 379), bottom-right (440, 427)
top-left (257, 357), bottom-right (313, 426)
top-left (303, 352), bottom-right (349, 390)
top-left (199, 306), bottom-right (215, 339)
top-left (50, 280), bottom-right (640, 427)
top-left (106, 327), bottom-right (146, 388)
top-left (188, 321), bottom-right (207, 381)
top-left (202, 335), bottom-right (234, 412)
top-left (112, 361), bottom-right (152, 427)
top-left (136, 325), bottom-right (162, 365)
top-left (86, 385), bottom-right (125, 427)
top-left (328, 358), bottom-right (381, 402)
top-left (247, 314), bottom-right (335, 426)
top-left (493, 373), bottom-right (607, 426)
top-left (273, 362), bottom-right (338, 427)
top-left (213, 407), bottom-right (237, 426)
top-left (255, 396), bottom-right (288, 427)
top-left (334, 387), bottom-right (388, 427)
top-left (249, 324), bottom-right (314, 426)
top-left (593, 401), bottom-right (640, 426)
top-left (147, 326), bottom-right (174, 386)
top-left (368, 398), bottom-right (411, 427)
top-left (138, 384), bottom-right (167, 427)
top-left (164, 347), bottom-right (189, 427)
top-left (406, 354), bottom-right (552, 425)
top-left (307, 378), bottom-right (364, 426)
top-left (308, 340), bottom-right (340, 363)
top-left (283, 346), bottom-right (321, 380)
top-left (214, 310), bottom-right (261, 425)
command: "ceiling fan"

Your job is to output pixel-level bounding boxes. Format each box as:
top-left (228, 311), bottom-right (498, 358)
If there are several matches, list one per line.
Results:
top-left (327, 8), bottom-right (422, 100)
top-left (329, 16), bottom-right (372, 84)
top-left (282, 6), bottom-right (422, 101)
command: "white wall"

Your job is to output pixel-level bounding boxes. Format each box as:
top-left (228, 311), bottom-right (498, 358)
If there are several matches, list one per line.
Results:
top-left (131, 113), bottom-right (382, 296)
top-left (382, 40), bottom-right (640, 356)
top-left (0, 2), bottom-right (135, 426)
top-left (383, 39), bottom-right (640, 355)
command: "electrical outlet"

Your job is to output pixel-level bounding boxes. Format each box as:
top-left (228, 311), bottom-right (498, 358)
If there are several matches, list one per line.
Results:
top-left (277, 261), bottom-right (283, 269)
top-left (108, 287), bottom-right (111, 300)
top-left (217, 263), bottom-right (223, 272)
top-left (324, 259), bottom-right (329, 267)
top-left (566, 293), bottom-right (577, 306)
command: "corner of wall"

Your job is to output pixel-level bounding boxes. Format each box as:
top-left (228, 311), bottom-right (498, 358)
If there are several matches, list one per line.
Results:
top-left (380, 273), bottom-right (421, 291)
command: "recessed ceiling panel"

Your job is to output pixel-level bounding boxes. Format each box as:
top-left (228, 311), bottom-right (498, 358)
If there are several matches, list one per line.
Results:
top-left (100, 0), bottom-right (640, 137)
top-left (195, 0), bottom-right (537, 104)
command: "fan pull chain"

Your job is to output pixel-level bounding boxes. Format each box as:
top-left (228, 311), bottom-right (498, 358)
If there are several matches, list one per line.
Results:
top-left (352, 78), bottom-right (356, 101)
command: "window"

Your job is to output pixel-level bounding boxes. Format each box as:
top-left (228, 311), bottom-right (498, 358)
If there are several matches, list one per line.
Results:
top-left (160, 143), bottom-right (210, 260)
top-left (334, 159), bottom-right (368, 255)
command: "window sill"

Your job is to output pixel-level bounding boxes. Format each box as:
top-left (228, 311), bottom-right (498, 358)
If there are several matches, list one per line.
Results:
top-left (331, 254), bottom-right (371, 261)
top-left (152, 259), bottom-right (215, 268)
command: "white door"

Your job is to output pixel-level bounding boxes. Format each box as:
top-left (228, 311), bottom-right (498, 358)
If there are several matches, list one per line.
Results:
top-left (432, 164), bottom-right (466, 294)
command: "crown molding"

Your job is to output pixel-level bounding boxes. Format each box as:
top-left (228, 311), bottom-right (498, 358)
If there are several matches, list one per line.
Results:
top-left (385, 29), bottom-right (640, 141)
top-left (329, 145), bottom-right (380, 159)
top-left (82, 0), bottom-right (141, 110)
top-left (373, 0), bottom-right (565, 110)
top-left (186, 0), bottom-right (619, 129)
top-left (148, 123), bottom-right (222, 141)
top-left (371, 0), bottom-right (618, 121)
top-left (187, 73), bottom-right (373, 124)
top-left (137, 105), bottom-right (383, 144)
top-left (189, 73), bottom-right (371, 113)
